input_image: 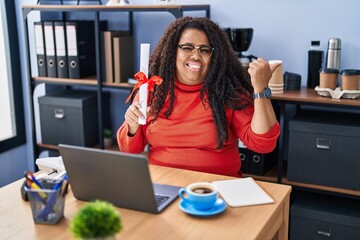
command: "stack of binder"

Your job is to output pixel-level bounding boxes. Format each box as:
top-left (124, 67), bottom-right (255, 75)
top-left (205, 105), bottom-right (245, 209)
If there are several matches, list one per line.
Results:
top-left (33, 21), bottom-right (98, 79)
top-left (101, 30), bottom-right (134, 84)
top-left (238, 140), bottom-right (277, 176)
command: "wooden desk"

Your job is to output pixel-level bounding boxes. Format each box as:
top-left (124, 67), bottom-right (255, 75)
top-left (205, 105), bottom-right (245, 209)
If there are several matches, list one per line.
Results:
top-left (0, 165), bottom-right (291, 240)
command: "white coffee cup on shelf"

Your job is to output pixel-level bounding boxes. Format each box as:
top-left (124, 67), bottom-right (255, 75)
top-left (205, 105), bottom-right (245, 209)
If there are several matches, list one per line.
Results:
top-left (269, 60), bottom-right (284, 85)
top-left (268, 60), bottom-right (284, 94)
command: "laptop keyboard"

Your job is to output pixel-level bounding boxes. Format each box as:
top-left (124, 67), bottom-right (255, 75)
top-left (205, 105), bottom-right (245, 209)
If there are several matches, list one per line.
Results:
top-left (155, 194), bottom-right (170, 207)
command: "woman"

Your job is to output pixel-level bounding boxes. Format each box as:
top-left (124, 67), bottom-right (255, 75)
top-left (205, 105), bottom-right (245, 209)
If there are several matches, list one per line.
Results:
top-left (117, 16), bottom-right (280, 177)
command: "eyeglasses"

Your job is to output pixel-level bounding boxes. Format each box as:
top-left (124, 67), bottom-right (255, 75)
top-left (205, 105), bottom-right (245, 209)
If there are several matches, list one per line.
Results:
top-left (178, 44), bottom-right (214, 58)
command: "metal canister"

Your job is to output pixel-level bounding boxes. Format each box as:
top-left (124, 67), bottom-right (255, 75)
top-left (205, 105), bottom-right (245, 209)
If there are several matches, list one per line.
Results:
top-left (325, 38), bottom-right (341, 70)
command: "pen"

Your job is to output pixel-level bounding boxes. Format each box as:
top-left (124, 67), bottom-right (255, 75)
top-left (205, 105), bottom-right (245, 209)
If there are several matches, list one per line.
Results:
top-left (37, 177), bottom-right (65, 220)
top-left (24, 171), bottom-right (44, 189)
top-left (24, 171), bottom-right (46, 199)
top-left (61, 175), bottom-right (69, 197)
top-left (29, 172), bottom-right (44, 189)
top-left (30, 182), bottom-right (47, 200)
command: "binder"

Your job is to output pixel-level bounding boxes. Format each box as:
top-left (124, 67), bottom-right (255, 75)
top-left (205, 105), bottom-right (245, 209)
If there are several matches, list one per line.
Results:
top-left (54, 21), bottom-right (68, 78)
top-left (239, 147), bottom-right (250, 174)
top-left (102, 30), bottom-right (129, 83)
top-left (249, 150), bottom-right (277, 176)
top-left (113, 36), bottom-right (134, 83)
top-left (66, 21), bottom-right (96, 79)
top-left (43, 21), bottom-right (57, 78)
top-left (34, 22), bottom-right (47, 77)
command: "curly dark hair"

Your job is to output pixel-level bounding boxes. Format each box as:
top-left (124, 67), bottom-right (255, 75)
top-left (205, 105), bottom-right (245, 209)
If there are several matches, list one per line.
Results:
top-left (148, 16), bottom-right (254, 149)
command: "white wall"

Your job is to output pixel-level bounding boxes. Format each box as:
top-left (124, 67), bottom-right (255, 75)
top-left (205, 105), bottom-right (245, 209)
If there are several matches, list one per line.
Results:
top-left (132, 0), bottom-right (360, 83)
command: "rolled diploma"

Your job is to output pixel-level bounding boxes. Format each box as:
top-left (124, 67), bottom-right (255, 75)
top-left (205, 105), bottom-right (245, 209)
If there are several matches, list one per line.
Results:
top-left (138, 43), bottom-right (150, 125)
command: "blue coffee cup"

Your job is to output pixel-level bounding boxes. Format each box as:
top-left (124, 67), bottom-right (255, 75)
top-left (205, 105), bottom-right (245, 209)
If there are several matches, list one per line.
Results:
top-left (179, 182), bottom-right (218, 210)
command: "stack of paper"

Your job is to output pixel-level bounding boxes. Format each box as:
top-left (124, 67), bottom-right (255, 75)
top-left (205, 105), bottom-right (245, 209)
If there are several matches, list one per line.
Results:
top-left (212, 177), bottom-right (274, 207)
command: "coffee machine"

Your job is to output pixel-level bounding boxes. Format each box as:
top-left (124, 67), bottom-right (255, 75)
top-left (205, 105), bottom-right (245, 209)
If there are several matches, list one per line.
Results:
top-left (223, 28), bottom-right (257, 68)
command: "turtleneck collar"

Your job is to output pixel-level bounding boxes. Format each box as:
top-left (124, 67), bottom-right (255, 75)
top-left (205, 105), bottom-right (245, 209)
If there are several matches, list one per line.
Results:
top-left (175, 77), bottom-right (203, 92)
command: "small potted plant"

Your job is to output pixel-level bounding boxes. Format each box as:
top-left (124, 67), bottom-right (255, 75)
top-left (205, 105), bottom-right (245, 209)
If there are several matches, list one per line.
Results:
top-left (103, 128), bottom-right (114, 148)
top-left (69, 200), bottom-right (122, 240)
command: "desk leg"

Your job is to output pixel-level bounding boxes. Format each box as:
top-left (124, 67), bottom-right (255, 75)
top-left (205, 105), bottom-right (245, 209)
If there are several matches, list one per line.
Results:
top-left (277, 194), bottom-right (290, 240)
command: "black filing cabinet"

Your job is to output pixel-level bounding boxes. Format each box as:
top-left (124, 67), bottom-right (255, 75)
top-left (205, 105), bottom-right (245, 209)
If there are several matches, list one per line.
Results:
top-left (38, 90), bottom-right (98, 147)
top-left (287, 110), bottom-right (360, 190)
top-left (290, 191), bottom-right (360, 240)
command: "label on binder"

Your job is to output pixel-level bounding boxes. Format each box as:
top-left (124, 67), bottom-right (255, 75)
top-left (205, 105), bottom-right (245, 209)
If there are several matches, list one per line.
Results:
top-left (66, 26), bottom-right (77, 56)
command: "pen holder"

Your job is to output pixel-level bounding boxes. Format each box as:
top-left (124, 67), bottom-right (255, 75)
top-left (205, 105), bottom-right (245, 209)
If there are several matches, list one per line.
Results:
top-left (26, 181), bottom-right (65, 224)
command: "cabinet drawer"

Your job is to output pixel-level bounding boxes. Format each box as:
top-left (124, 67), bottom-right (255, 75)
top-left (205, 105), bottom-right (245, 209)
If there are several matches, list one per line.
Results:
top-left (39, 90), bottom-right (98, 147)
top-left (290, 191), bottom-right (360, 240)
top-left (287, 110), bottom-right (360, 189)
top-left (291, 216), bottom-right (360, 240)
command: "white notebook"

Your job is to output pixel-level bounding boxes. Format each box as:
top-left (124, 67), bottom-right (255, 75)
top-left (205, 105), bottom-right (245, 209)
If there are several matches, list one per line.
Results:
top-left (212, 177), bottom-right (274, 207)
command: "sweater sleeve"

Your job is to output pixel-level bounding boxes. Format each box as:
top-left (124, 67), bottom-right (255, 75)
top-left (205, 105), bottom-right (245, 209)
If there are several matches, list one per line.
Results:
top-left (231, 105), bottom-right (280, 154)
top-left (117, 122), bottom-right (148, 153)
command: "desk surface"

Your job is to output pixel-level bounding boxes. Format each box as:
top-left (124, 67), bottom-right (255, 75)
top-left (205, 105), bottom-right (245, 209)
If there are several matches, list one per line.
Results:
top-left (0, 165), bottom-right (291, 240)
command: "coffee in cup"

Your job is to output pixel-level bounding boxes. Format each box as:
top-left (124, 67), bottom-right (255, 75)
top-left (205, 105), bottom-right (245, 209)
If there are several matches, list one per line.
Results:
top-left (178, 182), bottom-right (218, 210)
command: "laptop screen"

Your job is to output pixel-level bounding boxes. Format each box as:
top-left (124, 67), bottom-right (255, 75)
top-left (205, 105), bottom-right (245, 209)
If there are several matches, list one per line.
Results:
top-left (59, 144), bottom-right (180, 213)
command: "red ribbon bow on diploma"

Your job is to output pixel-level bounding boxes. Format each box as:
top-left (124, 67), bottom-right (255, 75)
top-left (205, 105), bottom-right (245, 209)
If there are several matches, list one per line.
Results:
top-left (125, 71), bottom-right (163, 103)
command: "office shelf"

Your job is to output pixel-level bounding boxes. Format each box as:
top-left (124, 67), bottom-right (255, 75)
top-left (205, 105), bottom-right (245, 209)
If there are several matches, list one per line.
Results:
top-left (272, 87), bottom-right (360, 199)
top-left (37, 143), bottom-right (59, 150)
top-left (282, 178), bottom-right (360, 198)
top-left (243, 166), bottom-right (278, 183)
top-left (33, 76), bottom-right (135, 89)
top-left (33, 76), bottom-right (98, 86)
top-left (102, 82), bottom-right (134, 89)
top-left (22, 4), bottom-right (210, 19)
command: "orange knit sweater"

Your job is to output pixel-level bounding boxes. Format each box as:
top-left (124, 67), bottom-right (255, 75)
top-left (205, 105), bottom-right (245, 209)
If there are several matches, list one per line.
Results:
top-left (117, 80), bottom-right (280, 177)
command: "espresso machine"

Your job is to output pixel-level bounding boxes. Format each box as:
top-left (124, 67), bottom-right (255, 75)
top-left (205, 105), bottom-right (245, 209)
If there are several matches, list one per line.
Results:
top-left (223, 28), bottom-right (257, 68)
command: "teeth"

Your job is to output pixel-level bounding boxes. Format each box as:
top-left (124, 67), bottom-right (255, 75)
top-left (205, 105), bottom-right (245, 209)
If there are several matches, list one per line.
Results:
top-left (188, 64), bottom-right (201, 69)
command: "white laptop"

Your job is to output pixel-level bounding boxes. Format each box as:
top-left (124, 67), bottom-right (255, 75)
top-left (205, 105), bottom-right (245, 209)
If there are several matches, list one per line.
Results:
top-left (58, 144), bottom-right (180, 214)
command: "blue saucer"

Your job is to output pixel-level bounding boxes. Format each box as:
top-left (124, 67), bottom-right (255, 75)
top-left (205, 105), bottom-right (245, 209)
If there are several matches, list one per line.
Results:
top-left (179, 198), bottom-right (227, 217)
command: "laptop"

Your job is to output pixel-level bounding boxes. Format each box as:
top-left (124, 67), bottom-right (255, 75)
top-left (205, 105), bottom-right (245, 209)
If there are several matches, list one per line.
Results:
top-left (58, 144), bottom-right (181, 214)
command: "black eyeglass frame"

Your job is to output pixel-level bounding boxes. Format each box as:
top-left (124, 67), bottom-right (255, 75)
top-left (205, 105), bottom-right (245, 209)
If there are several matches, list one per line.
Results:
top-left (177, 44), bottom-right (215, 58)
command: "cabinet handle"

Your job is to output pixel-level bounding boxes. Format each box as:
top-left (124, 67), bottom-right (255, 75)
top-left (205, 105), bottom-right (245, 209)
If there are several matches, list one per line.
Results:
top-left (54, 109), bottom-right (65, 119)
top-left (316, 138), bottom-right (330, 149)
top-left (317, 230), bottom-right (331, 237)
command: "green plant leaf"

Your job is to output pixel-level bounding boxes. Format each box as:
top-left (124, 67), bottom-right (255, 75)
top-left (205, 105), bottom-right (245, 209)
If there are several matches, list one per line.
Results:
top-left (103, 128), bottom-right (113, 138)
top-left (70, 200), bottom-right (122, 239)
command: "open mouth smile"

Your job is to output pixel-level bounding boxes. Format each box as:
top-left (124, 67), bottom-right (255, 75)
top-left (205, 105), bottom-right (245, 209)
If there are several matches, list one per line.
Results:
top-left (186, 63), bottom-right (202, 71)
